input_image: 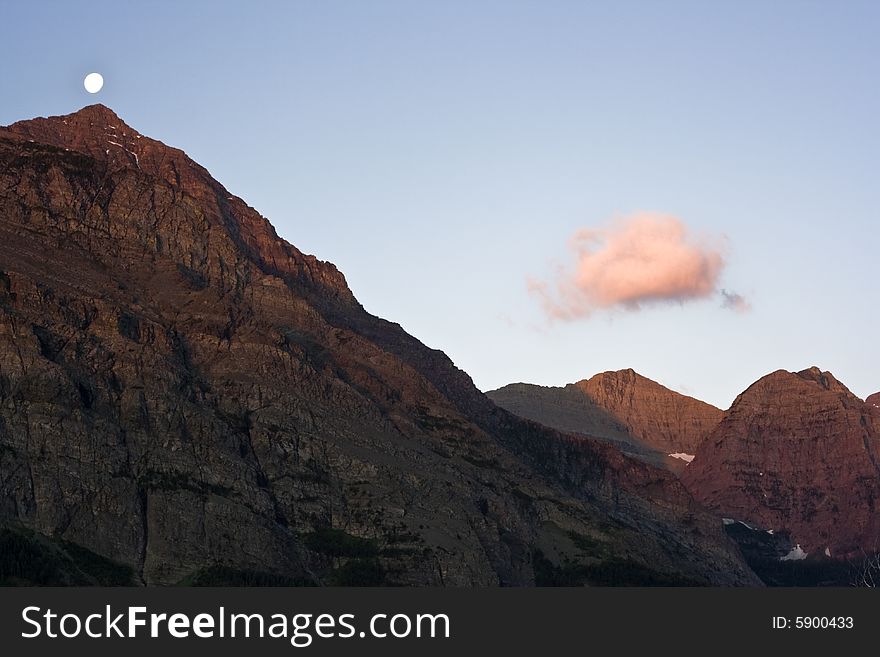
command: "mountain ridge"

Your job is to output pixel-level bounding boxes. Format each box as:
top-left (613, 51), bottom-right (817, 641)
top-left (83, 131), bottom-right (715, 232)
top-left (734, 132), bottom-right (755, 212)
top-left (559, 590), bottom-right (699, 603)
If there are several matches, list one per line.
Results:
top-left (487, 369), bottom-right (721, 470)
top-left (0, 105), bottom-right (759, 586)
top-left (1, 104), bottom-right (354, 306)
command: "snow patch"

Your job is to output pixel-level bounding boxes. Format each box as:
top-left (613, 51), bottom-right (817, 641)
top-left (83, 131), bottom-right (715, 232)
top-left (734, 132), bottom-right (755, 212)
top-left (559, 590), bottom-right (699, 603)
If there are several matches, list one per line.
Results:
top-left (722, 518), bottom-right (735, 525)
top-left (108, 141), bottom-right (140, 168)
top-left (824, 547), bottom-right (831, 557)
top-left (780, 544), bottom-right (808, 561)
top-left (668, 453), bottom-right (695, 463)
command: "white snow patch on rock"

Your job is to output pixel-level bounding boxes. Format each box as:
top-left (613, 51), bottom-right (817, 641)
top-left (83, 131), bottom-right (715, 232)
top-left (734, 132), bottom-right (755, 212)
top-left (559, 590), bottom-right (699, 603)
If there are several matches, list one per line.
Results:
top-left (781, 544), bottom-right (808, 561)
top-left (108, 141), bottom-right (140, 167)
top-left (668, 453), bottom-right (695, 463)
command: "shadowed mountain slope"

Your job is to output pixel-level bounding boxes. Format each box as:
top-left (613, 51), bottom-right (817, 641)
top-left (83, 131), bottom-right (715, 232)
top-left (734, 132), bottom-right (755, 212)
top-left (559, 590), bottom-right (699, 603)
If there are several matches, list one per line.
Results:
top-left (0, 106), bottom-right (758, 586)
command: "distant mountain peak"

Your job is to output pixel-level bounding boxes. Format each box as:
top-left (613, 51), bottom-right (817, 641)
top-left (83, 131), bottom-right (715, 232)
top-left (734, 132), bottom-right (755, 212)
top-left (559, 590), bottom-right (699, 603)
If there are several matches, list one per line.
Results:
top-left (795, 366), bottom-right (852, 394)
top-left (735, 367), bottom-right (854, 398)
top-left (487, 368), bottom-right (721, 464)
top-left (573, 369), bottom-right (721, 453)
top-left (583, 368), bottom-right (642, 384)
top-left (683, 367), bottom-right (880, 557)
top-left (578, 368), bottom-right (698, 398)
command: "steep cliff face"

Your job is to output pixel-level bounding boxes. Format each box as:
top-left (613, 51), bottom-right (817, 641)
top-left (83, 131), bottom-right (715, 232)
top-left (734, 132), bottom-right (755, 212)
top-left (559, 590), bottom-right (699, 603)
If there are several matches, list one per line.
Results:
top-left (682, 368), bottom-right (880, 557)
top-left (0, 105), bottom-right (759, 586)
top-left (867, 392), bottom-right (880, 411)
top-left (487, 370), bottom-right (721, 469)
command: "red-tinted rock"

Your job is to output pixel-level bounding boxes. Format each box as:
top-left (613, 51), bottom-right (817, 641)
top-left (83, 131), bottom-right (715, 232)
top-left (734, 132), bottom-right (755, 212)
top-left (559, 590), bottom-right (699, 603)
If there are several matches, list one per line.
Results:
top-left (574, 369), bottom-right (721, 454)
top-left (682, 367), bottom-right (880, 557)
top-left (488, 369), bottom-right (721, 470)
top-left (0, 106), bottom-right (759, 585)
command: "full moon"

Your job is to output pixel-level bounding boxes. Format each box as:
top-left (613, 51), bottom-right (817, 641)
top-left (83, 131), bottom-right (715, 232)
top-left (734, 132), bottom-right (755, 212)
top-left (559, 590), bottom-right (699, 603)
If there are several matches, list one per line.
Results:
top-left (83, 72), bottom-right (104, 94)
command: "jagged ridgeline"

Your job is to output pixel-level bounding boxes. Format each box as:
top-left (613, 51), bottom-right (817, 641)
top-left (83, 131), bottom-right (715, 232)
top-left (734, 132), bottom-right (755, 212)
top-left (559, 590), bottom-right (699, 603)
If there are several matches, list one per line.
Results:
top-left (0, 106), bottom-right (758, 586)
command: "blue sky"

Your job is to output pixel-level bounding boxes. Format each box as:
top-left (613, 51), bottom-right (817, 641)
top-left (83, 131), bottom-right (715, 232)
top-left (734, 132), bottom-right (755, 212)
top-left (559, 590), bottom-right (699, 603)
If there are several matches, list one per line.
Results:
top-left (2, 1), bottom-right (877, 407)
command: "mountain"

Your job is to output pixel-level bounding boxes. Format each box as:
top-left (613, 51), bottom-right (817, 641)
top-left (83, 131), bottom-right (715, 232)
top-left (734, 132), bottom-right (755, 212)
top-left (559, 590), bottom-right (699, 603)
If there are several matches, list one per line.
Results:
top-left (573, 370), bottom-right (722, 454)
top-left (487, 369), bottom-right (722, 470)
top-left (682, 367), bottom-right (880, 558)
top-left (0, 105), bottom-right (759, 586)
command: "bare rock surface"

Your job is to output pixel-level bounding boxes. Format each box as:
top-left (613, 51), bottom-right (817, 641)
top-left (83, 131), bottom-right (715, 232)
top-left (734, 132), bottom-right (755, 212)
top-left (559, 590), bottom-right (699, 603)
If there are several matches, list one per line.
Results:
top-left (488, 370), bottom-right (721, 470)
top-left (0, 106), bottom-right (759, 586)
top-left (682, 368), bottom-right (880, 558)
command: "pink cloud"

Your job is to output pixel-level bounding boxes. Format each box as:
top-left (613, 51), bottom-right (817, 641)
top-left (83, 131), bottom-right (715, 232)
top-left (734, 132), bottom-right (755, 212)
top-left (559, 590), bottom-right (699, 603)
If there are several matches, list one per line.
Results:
top-left (530, 213), bottom-right (738, 320)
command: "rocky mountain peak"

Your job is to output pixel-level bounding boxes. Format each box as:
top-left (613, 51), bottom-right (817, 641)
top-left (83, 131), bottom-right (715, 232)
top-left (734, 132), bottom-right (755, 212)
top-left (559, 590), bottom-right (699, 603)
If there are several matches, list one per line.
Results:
top-left (0, 106), bottom-right (761, 586)
top-left (6, 104), bottom-right (141, 143)
top-left (728, 367), bottom-right (855, 405)
top-left (1, 104), bottom-right (354, 305)
top-left (573, 369), bottom-right (722, 454)
top-left (586, 368), bottom-right (640, 386)
top-left (577, 368), bottom-right (686, 398)
top-left (683, 367), bottom-right (880, 557)
top-left (56, 103), bottom-right (126, 126)
top-left (3, 104), bottom-right (219, 195)
top-left (487, 369), bottom-right (721, 468)
top-left (20, 103), bottom-right (127, 129)
top-left (795, 366), bottom-right (853, 395)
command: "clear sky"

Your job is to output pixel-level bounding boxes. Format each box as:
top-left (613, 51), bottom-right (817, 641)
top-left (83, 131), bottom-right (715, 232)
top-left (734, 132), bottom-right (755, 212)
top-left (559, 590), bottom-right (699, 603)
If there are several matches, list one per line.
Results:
top-left (2, 1), bottom-right (877, 408)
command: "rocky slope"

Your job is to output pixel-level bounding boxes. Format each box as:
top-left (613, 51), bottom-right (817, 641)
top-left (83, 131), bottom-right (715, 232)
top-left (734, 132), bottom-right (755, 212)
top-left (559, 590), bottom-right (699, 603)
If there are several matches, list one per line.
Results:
top-left (682, 368), bottom-right (880, 558)
top-left (487, 370), bottom-right (721, 470)
top-left (575, 370), bottom-right (722, 454)
top-left (0, 105), bottom-right (759, 586)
